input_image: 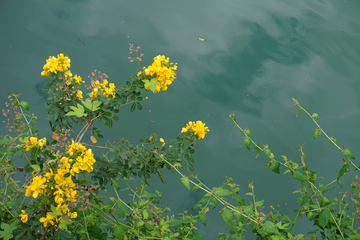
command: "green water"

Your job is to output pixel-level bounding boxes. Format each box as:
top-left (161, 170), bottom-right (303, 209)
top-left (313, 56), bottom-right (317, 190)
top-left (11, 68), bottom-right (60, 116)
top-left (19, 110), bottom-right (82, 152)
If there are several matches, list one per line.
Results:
top-left (1, 0), bottom-right (360, 238)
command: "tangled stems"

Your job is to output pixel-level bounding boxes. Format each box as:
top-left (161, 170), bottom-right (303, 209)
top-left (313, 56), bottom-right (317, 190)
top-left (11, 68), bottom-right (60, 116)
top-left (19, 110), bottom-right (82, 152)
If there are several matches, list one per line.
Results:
top-left (292, 97), bottom-right (360, 172)
top-left (157, 152), bottom-right (261, 226)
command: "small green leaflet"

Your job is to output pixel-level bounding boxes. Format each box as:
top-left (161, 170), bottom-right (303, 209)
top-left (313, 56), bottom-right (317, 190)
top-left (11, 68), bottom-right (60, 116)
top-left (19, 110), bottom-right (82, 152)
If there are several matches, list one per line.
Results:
top-left (180, 176), bottom-right (191, 191)
top-left (313, 129), bottom-right (321, 140)
top-left (142, 78), bottom-right (160, 93)
top-left (244, 137), bottom-right (251, 151)
top-left (20, 101), bottom-right (30, 111)
top-left (341, 148), bottom-right (356, 159)
top-left (65, 103), bottom-right (87, 117)
top-left (213, 188), bottom-right (232, 197)
top-left (82, 98), bottom-right (101, 111)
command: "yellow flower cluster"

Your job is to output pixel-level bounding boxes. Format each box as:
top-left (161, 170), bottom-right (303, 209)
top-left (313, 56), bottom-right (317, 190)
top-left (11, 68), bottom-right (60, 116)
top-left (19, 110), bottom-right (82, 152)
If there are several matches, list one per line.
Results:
top-left (25, 137), bottom-right (47, 151)
top-left (41, 53), bottom-right (72, 79)
top-left (181, 121), bottom-right (210, 139)
top-left (23, 140), bottom-right (95, 226)
top-left (138, 55), bottom-right (177, 93)
top-left (89, 80), bottom-right (116, 99)
top-left (19, 210), bottom-right (28, 223)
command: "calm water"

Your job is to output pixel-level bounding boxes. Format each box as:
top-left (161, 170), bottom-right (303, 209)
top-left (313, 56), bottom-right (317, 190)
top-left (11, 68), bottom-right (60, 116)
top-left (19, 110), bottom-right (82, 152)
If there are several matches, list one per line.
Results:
top-left (1, 0), bottom-right (360, 238)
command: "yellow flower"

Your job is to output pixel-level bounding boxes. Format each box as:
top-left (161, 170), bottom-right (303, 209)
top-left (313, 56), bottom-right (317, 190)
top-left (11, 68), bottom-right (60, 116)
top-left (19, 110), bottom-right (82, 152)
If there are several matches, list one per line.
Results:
top-left (25, 175), bottom-right (47, 198)
top-left (38, 137), bottom-right (46, 149)
top-left (160, 138), bottom-right (165, 147)
top-left (25, 137), bottom-right (38, 151)
top-left (141, 55), bottom-right (177, 93)
top-left (76, 90), bottom-right (83, 100)
top-left (69, 211), bottom-right (77, 219)
top-left (40, 213), bottom-right (56, 227)
top-left (181, 121), bottom-right (209, 139)
top-left (52, 132), bottom-right (60, 141)
top-left (19, 210), bottom-right (28, 223)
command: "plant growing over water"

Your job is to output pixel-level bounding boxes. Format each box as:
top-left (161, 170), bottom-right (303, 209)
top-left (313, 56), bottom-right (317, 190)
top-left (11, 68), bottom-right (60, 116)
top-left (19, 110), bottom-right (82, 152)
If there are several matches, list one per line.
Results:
top-left (0, 45), bottom-right (359, 239)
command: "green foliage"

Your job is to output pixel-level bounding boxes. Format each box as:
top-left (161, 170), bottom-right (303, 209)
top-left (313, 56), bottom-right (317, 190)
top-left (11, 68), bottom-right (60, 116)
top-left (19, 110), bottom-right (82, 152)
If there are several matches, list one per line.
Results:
top-left (1, 54), bottom-right (360, 240)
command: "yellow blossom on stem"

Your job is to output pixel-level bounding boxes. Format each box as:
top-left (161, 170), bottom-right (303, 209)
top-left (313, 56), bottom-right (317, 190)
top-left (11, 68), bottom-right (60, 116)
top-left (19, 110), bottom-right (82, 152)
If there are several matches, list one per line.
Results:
top-left (181, 121), bottom-right (209, 139)
top-left (40, 213), bottom-right (56, 227)
top-left (19, 210), bottom-right (28, 223)
top-left (76, 90), bottom-right (83, 100)
top-left (160, 138), bottom-right (165, 147)
top-left (25, 175), bottom-right (47, 198)
top-left (52, 131), bottom-right (60, 141)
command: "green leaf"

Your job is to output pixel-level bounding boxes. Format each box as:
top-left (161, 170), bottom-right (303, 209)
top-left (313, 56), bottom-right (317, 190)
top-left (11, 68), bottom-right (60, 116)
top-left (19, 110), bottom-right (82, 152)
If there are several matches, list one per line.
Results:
top-left (58, 218), bottom-right (72, 231)
top-left (20, 101), bottom-right (30, 111)
top-left (349, 234), bottom-right (360, 240)
top-left (109, 197), bottom-right (117, 203)
top-left (232, 195), bottom-right (245, 205)
top-left (143, 209), bottom-right (149, 220)
top-left (117, 201), bottom-right (127, 213)
top-left (113, 225), bottom-right (125, 239)
top-left (32, 164), bottom-right (41, 172)
top-left (319, 210), bottom-right (331, 227)
top-left (341, 148), bottom-right (356, 159)
top-left (136, 102), bottom-right (143, 110)
top-left (263, 147), bottom-right (272, 157)
top-left (214, 188), bottom-right (232, 197)
top-left (255, 199), bottom-right (264, 207)
top-left (254, 144), bottom-right (261, 160)
top-left (198, 214), bottom-right (207, 226)
top-left (220, 209), bottom-right (233, 227)
top-left (142, 78), bottom-right (160, 93)
top-left (180, 177), bottom-right (191, 191)
top-left (337, 164), bottom-right (350, 181)
top-left (292, 171), bottom-right (305, 182)
top-left (244, 137), bottom-right (251, 151)
top-left (82, 99), bottom-right (101, 111)
top-left (296, 109), bottom-right (303, 117)
top-left (0, 138), bottom-right (11, 147)
top-left (113, 180), bottom-right (120, 190)
top-left (130, 103), bottom-right (136, 112)
top-left (257, 221), bottom-right (278, 234)
top-left (313, 129), bottom-right (321, 140)
top-left (269, 160), bottom-right (280, 174)
top-left (4, 201), bottom-right (20, 207)
top-left (65, 104), bottom-right (87, 117)
top-left (0, 222), bottom-right (16, 240)
top-left (312, 113), bottom-right (319, 119)
top-left (49, 204), bottom-right (62, 217)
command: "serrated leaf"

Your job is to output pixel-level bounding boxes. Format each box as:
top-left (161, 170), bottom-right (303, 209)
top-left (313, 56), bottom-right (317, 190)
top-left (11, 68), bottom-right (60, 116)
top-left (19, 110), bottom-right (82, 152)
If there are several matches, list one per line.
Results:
top-left (292, 171), bottom-right (305, 182)
top-left (113, 181), bottom-right (120, 190)
top-left (269, 160), bottom-right (280, 174)
top-left (232, 195), bottom-right (245, 205)
top-left (117, 201), bottom-right (127, 213)
top-left (220, 209), bottom-right (233, 227)
top-left (244, 137), bottom-right (251, 151)
top-left (254, 145), bottom-right (261, 160)
top-left (319, 210), bottom-right (331, 227)
top-left (0, 138), bottom-right (11, 147)
top-left (341, 148), bottom-right (356, 159)
top-left (198, 214), bottom-right (207, 226)
top-left (337, 164), bottom-right (350, 181)
top-left (214, 188), bottom-right (232, 197)
top-left (255, 199), bottom-right (264, 207)
top-left (180, 177), bottom-right (191, 191)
